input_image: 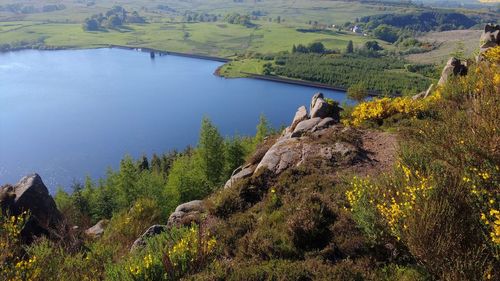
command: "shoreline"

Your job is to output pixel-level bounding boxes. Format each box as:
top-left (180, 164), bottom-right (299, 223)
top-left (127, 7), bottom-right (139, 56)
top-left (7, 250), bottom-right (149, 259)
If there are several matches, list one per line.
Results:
top-left (107, 44), bottom-right (231, 63)
top-left (240, 72), bottom-right (387, 97)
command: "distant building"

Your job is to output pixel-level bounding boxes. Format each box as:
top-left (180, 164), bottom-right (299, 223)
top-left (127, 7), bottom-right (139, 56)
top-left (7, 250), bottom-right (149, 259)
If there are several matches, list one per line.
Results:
top-left (352, 25), bottom-right (361, 33)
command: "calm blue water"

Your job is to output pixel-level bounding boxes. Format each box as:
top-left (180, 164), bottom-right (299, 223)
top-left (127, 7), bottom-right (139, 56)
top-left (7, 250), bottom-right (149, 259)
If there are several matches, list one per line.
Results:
top-left (0, 48), bottom-right (349, 192)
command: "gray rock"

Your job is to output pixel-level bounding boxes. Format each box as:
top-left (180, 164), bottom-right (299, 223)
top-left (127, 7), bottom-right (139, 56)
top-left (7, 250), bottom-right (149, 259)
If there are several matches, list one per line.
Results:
top-left (310, 93), bottom-right (324, 112)
top-left (291, 117), bottom-right (322, 138)
top-left (438, 57), bottom-right (467, 86)
top-left (256, 138), bottom-right (302, 174)
top-left (290, 106), bottom-right (308, 131)
top-left (310, 93), bottom-right (332, 118)
top-left (313, 117), bottom-right (335, 132)
top-left (175, 200), bottom-right (204, 213)
top-left (224, 164), bottom-right (255, 189)
top-left (167, 200), bottom-right (206, 228)
top-left (85, 219), bottom-right (108, 238)
top-left (1, 174), bottom-right (64, 243)
top-left (131, 225), bottom-right (168, 252)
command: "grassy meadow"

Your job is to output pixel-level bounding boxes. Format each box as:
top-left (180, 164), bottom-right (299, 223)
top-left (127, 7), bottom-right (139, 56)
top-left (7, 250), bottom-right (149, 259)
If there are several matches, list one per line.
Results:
top-left (0, 0), bottom-right (403, 57)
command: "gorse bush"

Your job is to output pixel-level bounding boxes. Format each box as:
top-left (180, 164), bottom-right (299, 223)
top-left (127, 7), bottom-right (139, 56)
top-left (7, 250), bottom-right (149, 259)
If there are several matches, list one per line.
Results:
top-left (0, 212), bottom-right (41, 281)
top-left (345, 49), bottom-right (500, 280)
top-left (106, 224), bottom-right (217, 281)
top-left (345, 94), bottom-right (440, 127)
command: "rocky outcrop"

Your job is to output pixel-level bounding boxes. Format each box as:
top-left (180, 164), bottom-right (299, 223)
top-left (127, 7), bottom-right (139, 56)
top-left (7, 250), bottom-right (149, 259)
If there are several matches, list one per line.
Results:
top-left (0, 174), bottom-right (65, 243)
top-left (438, 57), bottom-right (468, 86)
top-left (223, 93), bottom-right (350, 182)
top-left (85, 219), bottom-right (108, 238)
top-left (167, 200), bottom-right (206, 228)
top-left (479, 24), bottom-right (500, 60)
top-left (130, 225), bottom-right (168, 251)
top-left (224, 164), bottom-right (256, 189)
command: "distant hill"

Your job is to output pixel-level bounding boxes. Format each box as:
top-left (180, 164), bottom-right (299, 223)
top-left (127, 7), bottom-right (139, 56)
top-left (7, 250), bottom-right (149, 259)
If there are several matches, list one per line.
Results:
top-left (360, 11), bottom-right (477, 32)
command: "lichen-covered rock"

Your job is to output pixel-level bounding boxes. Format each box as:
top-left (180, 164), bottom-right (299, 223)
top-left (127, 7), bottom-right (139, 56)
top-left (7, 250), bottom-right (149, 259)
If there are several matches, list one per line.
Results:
top-left (313, 117), bottom-right (336, 132)
top-left (224, 164), bottom-right (256, 189)
top-left (256, 138), bottom-right (302, 174)
top-left (167, 200), bottom-right (206, 228)
top-left (291, 118), bottom-right (322, 138)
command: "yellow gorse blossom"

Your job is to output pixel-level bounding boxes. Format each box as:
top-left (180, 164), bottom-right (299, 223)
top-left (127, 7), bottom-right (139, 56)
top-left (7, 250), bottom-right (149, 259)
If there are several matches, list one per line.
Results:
top-left (347, 94), bottom-right (440, 127)
top-left (346, 163), bottom-right (434, 240)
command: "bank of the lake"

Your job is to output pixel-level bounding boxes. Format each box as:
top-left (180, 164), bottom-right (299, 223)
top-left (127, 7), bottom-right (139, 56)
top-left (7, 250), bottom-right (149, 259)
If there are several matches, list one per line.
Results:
top-left (0, 48), bottom-right (352, 192)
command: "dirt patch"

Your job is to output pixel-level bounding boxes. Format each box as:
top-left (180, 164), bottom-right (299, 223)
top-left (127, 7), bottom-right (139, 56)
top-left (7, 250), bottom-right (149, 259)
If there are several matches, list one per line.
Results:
top-left (300, 125), bottom-right (398, 177)
top-left (357, 130), bottom-right (398, 176)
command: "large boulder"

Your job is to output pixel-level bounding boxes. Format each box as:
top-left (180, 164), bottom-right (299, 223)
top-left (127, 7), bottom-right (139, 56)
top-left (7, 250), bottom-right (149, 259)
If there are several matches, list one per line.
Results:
top-left (255, 130), bottom-right (364, 176)
top-left (130, 225), bottom-right (168, 252)
top-left (167, 200), bottom-right (206, 228)
top-left (479, 24), bottom-right (500, 58)
top-left (438, 57), bottom-right (468, 86)
top-left (0, 174), bottom-right (64, 243)
top-left (255, 137), bottom-right (303, 175)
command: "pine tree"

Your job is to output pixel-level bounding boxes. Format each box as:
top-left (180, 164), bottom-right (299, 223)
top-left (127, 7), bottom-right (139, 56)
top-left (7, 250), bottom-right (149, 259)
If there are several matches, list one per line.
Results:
top-left (117, 155), bottom-right (139, 208)
top-left (137, 155), bottom-right (149, 172)
top-left (254, 114), bottom-right (270, 146)
top-left (346, 40), bottom-right (354, 53)
top-left (150, 153), bottom-right (162, 174)
top-left (197, 117), bottom-right (225, 187)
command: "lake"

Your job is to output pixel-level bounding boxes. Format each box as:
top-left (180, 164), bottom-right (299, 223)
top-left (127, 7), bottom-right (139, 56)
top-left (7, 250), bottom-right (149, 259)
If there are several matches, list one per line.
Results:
top-left (0, 48), bottom-right (349, 192)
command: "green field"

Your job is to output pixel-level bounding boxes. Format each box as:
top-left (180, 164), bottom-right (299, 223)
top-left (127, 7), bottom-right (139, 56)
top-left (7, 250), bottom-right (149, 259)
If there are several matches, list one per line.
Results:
top-left (0, 0), bottom-right (404, 55)
top-left (0, 19), bottom-right (389, 58)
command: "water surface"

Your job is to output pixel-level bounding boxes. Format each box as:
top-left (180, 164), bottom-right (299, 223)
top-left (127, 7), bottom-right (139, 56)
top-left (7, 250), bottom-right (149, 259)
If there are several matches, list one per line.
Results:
top-left (0, 48), bottom-right (349, 192)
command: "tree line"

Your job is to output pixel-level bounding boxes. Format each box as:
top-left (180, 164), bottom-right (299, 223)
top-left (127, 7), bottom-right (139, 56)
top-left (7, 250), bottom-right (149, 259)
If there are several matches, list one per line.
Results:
top-left (54, 116), bottom-right (271, 227)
